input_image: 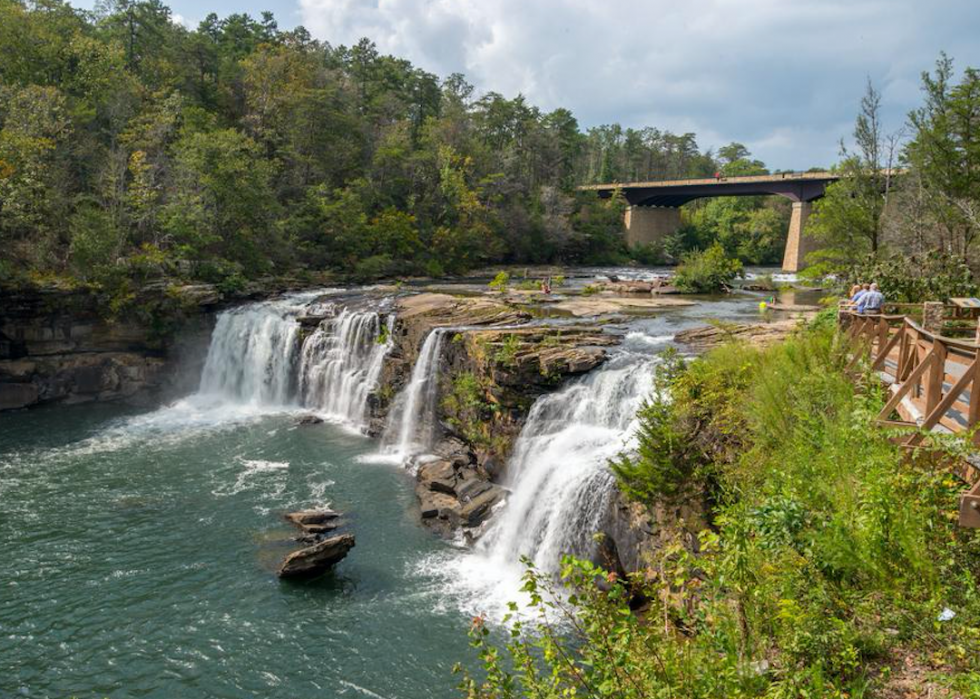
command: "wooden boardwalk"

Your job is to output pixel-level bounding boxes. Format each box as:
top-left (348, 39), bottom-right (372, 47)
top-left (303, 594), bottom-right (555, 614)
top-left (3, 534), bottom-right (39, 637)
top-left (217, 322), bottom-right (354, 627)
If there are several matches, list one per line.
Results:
top-left (840, 306), bottom-right (980, 527)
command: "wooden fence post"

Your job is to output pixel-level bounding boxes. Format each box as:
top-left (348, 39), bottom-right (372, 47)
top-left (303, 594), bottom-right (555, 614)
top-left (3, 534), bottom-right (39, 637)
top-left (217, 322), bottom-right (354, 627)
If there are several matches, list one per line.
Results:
top-left (922, 302), bottom-right (944, 334)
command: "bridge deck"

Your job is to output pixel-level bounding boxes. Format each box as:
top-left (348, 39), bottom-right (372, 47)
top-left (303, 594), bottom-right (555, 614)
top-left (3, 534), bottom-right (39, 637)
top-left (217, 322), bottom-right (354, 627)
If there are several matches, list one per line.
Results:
top-left (578, 171), bottom-right (838, 192)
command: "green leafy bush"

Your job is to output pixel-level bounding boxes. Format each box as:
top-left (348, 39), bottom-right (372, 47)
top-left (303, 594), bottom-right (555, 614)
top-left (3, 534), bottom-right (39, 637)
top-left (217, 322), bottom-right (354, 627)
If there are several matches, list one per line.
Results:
top-left (673, 242), bottom-right (744, 293)
top-left (353, 253), bottom-right (398, 281)
top-left (611, 349), bottom-right (696, 500)
top-left (488, 271), bottom-right (510, 292)
top-left (464, 320), bottom-right (980, 697)
top-left (841, 251), bottom-right (976, 302)
top-left (442, 372), bottom-right (495, 447)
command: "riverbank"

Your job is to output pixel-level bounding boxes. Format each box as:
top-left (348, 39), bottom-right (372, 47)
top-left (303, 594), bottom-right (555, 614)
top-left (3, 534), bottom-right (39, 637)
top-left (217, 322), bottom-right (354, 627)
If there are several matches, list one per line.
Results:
top-left (463, 311), bottom-right (980, 698)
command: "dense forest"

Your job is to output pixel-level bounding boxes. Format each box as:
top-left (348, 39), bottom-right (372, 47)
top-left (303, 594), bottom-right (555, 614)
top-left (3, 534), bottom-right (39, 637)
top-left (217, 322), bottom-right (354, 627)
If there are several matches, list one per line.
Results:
top-left (3, 0), bottom-right (978, 301)
top-left (0, 0), bottom-right (794, 299)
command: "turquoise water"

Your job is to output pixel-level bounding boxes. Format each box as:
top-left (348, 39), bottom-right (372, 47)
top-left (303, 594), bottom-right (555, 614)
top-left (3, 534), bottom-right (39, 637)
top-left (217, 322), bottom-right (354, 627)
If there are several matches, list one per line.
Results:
top-left (0, 286), bottom-right (803, 698)
top-left (0, 402), bottom-right (476, 699)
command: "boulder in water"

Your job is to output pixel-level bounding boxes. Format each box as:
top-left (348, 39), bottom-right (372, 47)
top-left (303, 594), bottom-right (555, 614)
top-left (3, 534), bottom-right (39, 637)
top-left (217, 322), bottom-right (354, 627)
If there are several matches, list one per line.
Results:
top-left (296, 414), bottom-right (324, 426)
top-left (278, 534), bottom-right (355, 579)
top-left (285, 508), bottom-right (341, 535)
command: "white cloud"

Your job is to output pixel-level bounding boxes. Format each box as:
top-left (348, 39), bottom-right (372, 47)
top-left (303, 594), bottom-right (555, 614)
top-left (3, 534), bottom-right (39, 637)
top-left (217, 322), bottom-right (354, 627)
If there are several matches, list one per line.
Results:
top-left (297, 0), bottom-right (980, 169)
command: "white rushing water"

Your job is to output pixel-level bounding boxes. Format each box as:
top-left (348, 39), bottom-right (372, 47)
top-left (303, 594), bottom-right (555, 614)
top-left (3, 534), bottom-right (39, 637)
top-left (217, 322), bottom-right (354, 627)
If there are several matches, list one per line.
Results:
top-left (432, 339), bottom-right (663, 619)
top-left (382, 328), bottom-right (447, 460)
top-left (479, 353), bottom-right (656, 571)
top-left (198, 294), bottom-right (319, 405)
top-left (299, 309), bottom-right (394, 427)
top-left (186, 291), bottom-right (396, 430)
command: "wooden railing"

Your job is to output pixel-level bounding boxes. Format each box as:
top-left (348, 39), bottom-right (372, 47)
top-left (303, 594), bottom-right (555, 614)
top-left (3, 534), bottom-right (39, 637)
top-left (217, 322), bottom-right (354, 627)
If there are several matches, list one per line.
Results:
top-left (839, 307), bottom-right (980, 527)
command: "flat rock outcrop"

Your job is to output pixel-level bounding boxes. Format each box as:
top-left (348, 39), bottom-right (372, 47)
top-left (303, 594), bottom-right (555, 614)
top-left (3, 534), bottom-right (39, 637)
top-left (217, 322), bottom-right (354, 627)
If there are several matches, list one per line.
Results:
top-left (551, 295), bottom-right (695, 317)
top-left (674, 318), bottom-right (813, 353)
top-left (277, 534), bottom-right (355, 579)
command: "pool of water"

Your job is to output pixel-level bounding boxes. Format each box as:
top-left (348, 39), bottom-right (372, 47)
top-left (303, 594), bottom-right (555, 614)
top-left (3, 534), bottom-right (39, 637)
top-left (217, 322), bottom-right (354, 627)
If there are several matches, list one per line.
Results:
top-left (0, 284), bottom-right (819, 698)
top-left (0, 403), bottom-right (475, 699)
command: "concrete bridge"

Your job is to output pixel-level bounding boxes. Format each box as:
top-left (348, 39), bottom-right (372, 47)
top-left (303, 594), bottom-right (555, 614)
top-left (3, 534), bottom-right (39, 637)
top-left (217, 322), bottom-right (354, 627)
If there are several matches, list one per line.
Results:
top-left (579, 171), bottom-right (840, 272)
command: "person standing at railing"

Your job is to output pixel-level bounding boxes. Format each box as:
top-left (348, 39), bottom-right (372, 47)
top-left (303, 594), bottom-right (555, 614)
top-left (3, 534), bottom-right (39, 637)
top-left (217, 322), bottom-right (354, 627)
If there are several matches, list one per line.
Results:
top-left (857, 283), bottom-right (884, 314)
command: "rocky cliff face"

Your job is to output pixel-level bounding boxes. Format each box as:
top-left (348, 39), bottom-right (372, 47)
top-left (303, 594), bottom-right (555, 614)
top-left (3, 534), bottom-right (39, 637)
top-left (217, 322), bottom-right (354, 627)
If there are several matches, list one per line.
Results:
top-left (597, 488), bottom-right (707, 580)
top-left (0, 286), bottom-right (215, 411)
top-left (369, 292), bottom-right (621, 538)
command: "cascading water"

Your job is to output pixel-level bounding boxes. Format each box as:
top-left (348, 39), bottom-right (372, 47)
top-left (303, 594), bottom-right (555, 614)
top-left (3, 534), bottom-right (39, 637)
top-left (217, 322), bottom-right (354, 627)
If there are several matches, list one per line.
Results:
top-left (194, 291), bottom-right (393, 430)
top-left (198, 294), bottom-right (317, 405)
top-left (382, 328), bottom-right (447, 460)
top-left (433, 341), bottom-right (664, 619)
top-left (477, 353), bottom-right (656, 572)
top-left (298, 309), bottom-right (394, 427)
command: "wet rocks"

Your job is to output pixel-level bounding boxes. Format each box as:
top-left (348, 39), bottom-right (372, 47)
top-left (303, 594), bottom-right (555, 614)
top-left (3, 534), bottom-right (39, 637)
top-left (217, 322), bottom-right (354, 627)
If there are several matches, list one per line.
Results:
top-left (296, 414), bottom-right (324, 426)
top-left (415, 456), bottom-right (507, 535)
top-left (277, 509), bottom-right (352, 579)
top-left (285, 508), bottom-right (340, 533)
top-left (277, 534), bottom-right (355, 579)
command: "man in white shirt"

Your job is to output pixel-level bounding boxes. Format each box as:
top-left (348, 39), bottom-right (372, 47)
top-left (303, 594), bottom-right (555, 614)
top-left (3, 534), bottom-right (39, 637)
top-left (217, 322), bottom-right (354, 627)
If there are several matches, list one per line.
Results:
top-left (857, 283), bottom-right (884, 314)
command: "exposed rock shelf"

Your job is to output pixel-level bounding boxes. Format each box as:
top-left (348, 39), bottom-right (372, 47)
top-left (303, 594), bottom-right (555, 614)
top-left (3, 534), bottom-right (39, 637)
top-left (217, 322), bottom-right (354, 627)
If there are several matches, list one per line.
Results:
top-left (0, 286), bottom-right (215, 410)
top-left (673, 317), bottom-right (813, 352)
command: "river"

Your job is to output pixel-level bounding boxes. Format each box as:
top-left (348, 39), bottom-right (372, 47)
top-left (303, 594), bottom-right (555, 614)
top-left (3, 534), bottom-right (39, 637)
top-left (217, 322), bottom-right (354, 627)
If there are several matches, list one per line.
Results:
top-left (0, 272), bottom-right (809, 698)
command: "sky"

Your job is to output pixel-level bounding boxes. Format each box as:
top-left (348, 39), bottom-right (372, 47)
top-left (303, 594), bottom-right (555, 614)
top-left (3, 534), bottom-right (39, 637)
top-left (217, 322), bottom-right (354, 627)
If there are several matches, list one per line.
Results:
top-left (72, 0), bottom-right (980, 170)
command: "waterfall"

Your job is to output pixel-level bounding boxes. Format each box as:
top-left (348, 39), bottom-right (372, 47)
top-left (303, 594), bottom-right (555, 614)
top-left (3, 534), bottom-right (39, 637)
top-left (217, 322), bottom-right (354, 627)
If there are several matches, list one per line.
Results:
top-left (198, 294), bottom-right (317, 405)
top-left (383, 328), bottom-right (447, 459)
top-left (476, 353), bottom-right (656, 573)
top-left (298, 310), bottom-right (394, 426)
top-left (196, 292), bottom-right (393, 430)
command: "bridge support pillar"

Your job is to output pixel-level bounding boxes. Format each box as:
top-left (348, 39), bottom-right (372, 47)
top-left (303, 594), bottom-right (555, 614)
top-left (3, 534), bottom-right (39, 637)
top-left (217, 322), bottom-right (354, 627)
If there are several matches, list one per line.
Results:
top-left (781, 201), bottom-right (814, 273)
top-left (624, 206), bottom-right (681, 248)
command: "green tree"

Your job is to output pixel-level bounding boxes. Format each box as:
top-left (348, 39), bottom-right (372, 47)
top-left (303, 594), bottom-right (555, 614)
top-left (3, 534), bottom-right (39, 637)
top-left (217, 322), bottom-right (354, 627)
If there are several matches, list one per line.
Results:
top-left (906, 54), bottom-right (980, 257)
top-left (0, 84), bottom-right (73, 269)
top-left (808, 80), bottom-right (901, 268)
top-left (163, 128), bottom-right (279, 272)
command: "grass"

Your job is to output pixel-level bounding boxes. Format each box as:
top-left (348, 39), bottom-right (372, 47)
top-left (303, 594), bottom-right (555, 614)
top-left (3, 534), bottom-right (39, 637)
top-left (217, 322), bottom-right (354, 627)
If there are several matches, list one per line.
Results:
top-left (461, 309), bottom-right (980, 698)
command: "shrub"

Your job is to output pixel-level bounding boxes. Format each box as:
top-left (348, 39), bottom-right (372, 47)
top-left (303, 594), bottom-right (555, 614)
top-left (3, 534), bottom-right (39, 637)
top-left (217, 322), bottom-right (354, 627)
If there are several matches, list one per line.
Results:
top-left (353, 253), bottom-right (398, 280)
top-left (630, 241), bottom-right (666, 266)
top-left (463, 319), bottom-right (980, 697)
top-left (611, 349), bottom-right (696, 501)
top-left (442, 372), bottom-right (496, 447)
top-left (488, 270), bottom-right (510, 292)
top-left (425, 259), bottom-right (446, 278)
top-left (673, 242), bottom-right (743, 293)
